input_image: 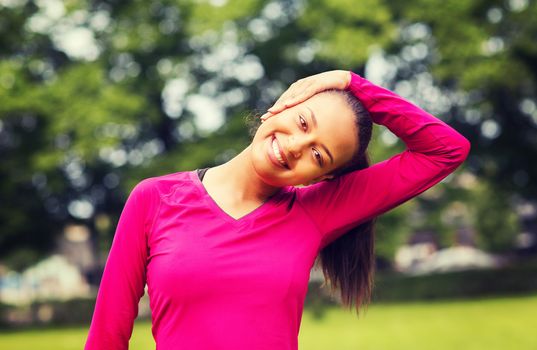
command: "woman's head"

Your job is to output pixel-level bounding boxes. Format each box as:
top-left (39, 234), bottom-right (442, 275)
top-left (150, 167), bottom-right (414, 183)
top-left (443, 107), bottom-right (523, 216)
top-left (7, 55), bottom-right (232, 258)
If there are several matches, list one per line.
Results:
top-left (248, 89), bottom-right (372, 187)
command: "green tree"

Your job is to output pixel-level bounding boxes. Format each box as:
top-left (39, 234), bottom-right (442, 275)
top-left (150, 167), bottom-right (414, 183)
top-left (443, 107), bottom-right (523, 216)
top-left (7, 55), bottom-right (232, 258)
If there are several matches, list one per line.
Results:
top-left (2, 0), bottom-right (531, 272)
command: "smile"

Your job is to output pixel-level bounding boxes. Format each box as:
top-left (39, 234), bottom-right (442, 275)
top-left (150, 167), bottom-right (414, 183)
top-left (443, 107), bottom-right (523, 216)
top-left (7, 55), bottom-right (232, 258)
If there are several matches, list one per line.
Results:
top-left (270, 135), bottom-right (289, 169)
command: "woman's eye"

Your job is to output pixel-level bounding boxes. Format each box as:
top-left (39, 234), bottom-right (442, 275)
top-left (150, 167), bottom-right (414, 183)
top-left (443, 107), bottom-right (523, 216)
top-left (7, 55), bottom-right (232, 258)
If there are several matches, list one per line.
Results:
top-left (299, 115), bottom-right (307, 131)
top-left (313, 149), bottom-right (323, 167)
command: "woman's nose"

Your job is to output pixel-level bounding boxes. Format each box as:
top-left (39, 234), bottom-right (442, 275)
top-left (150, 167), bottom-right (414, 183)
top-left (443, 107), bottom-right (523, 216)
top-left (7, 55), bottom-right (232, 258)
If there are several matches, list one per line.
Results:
top-left (287, 135), bottom-right (308, 158)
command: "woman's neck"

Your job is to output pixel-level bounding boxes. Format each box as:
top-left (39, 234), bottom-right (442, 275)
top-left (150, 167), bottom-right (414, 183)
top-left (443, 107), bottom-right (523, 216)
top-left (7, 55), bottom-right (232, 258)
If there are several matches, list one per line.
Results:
top-left (203, 145), bottom-right (282, 204)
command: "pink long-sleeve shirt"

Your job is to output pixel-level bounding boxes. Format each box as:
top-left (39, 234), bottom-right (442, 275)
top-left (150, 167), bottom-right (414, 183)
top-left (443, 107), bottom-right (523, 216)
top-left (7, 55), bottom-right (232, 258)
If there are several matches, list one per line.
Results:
top-left (84, 72), bottom-right (470, 350)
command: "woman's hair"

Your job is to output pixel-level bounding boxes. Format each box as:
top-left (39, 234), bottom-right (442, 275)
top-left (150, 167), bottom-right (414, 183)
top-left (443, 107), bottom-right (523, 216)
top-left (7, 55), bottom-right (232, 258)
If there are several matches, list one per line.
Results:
top-left (246, 89), bottom-right (375, 315)
top-left (317, 90), bottom-right (375, 316)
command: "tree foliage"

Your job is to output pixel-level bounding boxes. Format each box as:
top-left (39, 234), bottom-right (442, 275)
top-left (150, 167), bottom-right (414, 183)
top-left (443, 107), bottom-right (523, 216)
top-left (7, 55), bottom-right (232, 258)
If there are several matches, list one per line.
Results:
top-left (1, 0), bottom-right (533, 270)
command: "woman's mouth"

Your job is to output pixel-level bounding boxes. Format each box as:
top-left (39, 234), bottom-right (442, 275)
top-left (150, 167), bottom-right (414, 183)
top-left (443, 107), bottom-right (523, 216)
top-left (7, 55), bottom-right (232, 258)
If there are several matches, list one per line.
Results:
top-left (270, 135), bottom-right (289, 169)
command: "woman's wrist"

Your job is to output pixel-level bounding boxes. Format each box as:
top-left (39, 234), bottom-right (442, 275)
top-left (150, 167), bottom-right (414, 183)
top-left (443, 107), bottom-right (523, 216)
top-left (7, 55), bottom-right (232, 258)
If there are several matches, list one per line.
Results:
top-left (332, 70), bottom-right (351, 89)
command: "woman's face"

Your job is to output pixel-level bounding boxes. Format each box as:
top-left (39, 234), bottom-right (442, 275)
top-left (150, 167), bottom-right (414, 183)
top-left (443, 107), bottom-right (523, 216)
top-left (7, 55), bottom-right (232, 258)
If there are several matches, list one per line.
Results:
top-left (250, 92), bottom-right (359, 187)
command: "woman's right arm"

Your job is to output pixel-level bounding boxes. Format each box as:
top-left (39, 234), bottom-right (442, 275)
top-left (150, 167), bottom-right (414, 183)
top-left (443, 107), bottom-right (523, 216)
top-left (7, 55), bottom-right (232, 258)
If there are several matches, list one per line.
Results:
top-left (84, 179), bottom-right (157, 350)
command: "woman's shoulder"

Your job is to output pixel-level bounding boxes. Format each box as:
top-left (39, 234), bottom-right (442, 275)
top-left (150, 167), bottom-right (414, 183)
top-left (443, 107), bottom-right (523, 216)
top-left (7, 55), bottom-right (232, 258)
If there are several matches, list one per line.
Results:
top-left (132, 170), bottom-right (205, 205)
top-left (131, 170), bottom-right (197, 199)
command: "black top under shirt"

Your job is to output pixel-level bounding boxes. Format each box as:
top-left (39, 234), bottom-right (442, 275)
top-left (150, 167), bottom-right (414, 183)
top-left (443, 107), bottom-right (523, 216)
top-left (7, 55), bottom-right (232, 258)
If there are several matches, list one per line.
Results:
top-left (197, 167), bottom-right (209, 181)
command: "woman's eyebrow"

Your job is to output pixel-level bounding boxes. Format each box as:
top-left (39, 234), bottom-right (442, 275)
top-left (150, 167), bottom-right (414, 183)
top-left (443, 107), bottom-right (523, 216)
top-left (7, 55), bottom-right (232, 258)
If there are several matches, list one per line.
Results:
top-left (305, 106), bottom-right (334, 165)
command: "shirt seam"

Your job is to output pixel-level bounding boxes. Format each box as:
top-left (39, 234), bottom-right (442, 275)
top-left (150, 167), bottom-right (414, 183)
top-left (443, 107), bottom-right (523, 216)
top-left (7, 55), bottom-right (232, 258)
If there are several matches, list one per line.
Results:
top-left (147, 193), bottom-right (162, 242)
top-left (294, 189), bottom-right (328, 248)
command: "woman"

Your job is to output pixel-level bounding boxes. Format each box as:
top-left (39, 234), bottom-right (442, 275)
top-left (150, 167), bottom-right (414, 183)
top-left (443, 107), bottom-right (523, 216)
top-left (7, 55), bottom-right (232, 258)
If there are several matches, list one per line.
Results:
top-left (84, 70), bottom-right (470, 349)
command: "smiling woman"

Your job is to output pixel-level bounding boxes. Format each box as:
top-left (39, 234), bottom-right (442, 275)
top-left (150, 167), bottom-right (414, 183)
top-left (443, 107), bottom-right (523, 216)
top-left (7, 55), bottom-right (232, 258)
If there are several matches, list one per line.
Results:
top-left (84, 70), bottom-right (471, 350)
top-left (250, 90), bottom-right (361, 187)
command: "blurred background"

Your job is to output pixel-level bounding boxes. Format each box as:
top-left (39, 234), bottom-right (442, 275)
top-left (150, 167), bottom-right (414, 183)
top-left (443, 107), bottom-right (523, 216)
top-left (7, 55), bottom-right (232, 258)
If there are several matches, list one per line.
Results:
top-left (1, 0), bottom-right (536, 349)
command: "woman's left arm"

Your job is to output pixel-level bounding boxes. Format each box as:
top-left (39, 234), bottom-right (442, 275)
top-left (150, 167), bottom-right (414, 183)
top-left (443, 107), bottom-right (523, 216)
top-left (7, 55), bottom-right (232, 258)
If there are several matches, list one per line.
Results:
top-left (272, 71), bottom-right (471, 247)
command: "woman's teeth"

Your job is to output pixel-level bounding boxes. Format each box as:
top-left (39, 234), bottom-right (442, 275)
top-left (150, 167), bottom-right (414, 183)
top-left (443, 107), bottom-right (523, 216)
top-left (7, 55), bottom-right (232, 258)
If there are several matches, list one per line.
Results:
top-left (272, 137), bottom-right (287, 168)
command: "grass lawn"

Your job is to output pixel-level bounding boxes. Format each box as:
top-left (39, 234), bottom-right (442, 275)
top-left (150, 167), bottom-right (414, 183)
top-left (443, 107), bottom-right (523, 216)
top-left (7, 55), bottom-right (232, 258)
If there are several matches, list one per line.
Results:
top-left (1, 294), bottom-right (535, 350)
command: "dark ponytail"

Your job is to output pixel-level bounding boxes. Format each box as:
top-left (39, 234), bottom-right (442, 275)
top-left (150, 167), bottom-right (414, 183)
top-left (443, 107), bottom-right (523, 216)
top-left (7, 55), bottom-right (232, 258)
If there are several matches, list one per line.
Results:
top-left (317, 90), bottom-right (375, 315)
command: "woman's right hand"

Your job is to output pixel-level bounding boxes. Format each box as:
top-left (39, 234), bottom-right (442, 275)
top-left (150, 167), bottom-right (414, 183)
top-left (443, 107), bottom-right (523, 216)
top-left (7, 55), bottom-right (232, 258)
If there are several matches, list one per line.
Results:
top-left (261, 70), bottom-right (351, 121)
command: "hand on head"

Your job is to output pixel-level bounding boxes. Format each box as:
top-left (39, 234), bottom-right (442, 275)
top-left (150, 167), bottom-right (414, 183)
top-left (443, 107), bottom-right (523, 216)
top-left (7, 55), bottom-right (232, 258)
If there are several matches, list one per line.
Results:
top-left (261, 70), bottom-right (351, 122)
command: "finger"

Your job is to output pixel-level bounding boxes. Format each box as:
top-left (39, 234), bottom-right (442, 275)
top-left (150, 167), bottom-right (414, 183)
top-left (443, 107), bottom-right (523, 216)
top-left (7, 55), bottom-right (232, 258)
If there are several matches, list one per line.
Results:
top-left (269, 87), bottom-right (316, 113)
top-left (260, 112), bottom-right (273, 120)
top-left (269, 90), bottom-right (306, 112)
top-left (271, 90), bottom-right (295, 110)
top-left (268, 79), bottom-right (310, 111)
top-left (268, 98), bottom-right (297, 113)
top-left (268, 99), bottom-right (297, 113)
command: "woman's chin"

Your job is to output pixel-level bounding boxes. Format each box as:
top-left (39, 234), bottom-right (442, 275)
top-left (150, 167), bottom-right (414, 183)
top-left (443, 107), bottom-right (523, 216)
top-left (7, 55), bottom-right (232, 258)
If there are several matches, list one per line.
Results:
top-left (250, 160), bottom-right (288, 188)
top-left (251, 163), bottom-right (284, 187)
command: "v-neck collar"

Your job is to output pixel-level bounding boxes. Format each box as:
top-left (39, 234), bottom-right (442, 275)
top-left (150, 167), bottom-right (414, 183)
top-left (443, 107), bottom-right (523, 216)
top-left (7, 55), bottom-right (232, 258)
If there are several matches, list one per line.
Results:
top-left (189, 170), bottom-right (286, 226)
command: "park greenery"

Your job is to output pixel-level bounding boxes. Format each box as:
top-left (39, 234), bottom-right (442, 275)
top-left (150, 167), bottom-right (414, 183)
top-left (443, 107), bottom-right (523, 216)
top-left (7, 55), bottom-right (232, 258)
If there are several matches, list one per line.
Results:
top-left (1, 0), bottom-right (536, 272)
top-left (1, 295), bottom-right (536, 350)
